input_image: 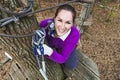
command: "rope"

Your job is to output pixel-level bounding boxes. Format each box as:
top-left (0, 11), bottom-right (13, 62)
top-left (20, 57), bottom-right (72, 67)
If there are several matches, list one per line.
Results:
top-left (0, 32), bottom-right (34, 38)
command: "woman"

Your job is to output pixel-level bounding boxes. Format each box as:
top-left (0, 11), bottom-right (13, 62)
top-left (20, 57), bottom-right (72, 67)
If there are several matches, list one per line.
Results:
top-left (39, 4), bottom-right (80, 69)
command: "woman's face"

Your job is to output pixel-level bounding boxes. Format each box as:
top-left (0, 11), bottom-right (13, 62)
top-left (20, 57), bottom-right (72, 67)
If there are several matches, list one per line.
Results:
top-left (54, 10), bottom-right (73, 37)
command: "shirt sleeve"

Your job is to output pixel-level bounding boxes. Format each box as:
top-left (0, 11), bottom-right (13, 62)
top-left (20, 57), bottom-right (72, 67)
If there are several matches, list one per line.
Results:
top-left (47, 27), bottom-right (80, 64)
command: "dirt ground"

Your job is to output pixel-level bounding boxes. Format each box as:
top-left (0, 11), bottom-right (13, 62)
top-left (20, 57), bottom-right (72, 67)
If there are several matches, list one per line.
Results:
top-left (0, 1), bottom-right (120, 80)
top-left (78, 2), bottom-right (120, 80)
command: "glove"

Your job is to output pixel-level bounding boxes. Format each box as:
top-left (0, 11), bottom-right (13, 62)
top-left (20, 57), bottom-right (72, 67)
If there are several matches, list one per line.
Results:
top-left (37, 44), bottom-right (53, 56)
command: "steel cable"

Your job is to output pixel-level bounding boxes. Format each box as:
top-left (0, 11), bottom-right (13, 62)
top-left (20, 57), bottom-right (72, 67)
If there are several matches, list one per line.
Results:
top-left (0, 0), bottom-right (34, 15)
top-left (0, 32), bottom-right (34, 38)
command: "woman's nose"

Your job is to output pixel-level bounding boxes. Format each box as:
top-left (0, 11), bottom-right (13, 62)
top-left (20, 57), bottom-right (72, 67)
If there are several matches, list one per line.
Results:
top-left (61, 23), bottom-right (65, 29)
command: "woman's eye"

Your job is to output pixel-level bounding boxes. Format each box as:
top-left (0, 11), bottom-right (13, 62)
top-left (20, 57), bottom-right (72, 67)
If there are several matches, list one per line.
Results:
top-left (66, 22), bottom-right (71, 24)
top-left (58, 20), bottom-right (62, 22)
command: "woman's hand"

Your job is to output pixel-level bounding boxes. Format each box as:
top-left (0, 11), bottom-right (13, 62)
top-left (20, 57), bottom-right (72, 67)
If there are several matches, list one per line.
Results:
top-left (37, 44), bottom-right (53, 56)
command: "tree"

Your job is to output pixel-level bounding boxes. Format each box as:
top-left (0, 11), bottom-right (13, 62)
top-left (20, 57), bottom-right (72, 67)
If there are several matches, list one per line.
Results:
top-left (0, 0), bottom-right (100, 80)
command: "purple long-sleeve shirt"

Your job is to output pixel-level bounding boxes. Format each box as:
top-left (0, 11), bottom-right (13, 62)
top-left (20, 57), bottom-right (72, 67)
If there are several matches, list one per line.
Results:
top-left (39, 18), bottom-right (80, 64)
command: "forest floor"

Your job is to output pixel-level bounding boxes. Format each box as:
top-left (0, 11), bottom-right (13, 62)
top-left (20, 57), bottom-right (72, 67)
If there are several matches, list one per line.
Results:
top-left (78, 2), bottom-right (120, 80)
top-left (0, 1), bottom-right (120, 80)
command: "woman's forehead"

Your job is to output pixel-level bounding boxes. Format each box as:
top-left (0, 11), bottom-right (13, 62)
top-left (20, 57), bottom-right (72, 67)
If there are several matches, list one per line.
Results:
top-left (56, 10), bottom-right (73, 22)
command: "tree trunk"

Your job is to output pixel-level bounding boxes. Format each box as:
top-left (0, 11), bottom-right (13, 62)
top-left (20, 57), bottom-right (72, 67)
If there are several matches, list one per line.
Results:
top-left (0, 0), bottom-right (64, 80)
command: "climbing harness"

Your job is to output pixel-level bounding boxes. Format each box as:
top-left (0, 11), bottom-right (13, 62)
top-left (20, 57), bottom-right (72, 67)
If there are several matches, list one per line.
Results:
top-left (32, 28), bottom-right (48, 80)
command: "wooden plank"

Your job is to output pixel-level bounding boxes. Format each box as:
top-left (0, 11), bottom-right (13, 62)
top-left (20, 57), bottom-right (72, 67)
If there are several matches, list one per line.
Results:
top-left (77, 50), bottom-right (100, 79)
top-left (8, 61), bottom-right (27, 80)
top-left (63, 50), bottom-right (100, 80)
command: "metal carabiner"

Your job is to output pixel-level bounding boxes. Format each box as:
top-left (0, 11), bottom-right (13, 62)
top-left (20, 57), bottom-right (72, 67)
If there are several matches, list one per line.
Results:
top-left (32, 28), bottom-right (46, 46)
top-left (0, 16), bottom-right (19, 27)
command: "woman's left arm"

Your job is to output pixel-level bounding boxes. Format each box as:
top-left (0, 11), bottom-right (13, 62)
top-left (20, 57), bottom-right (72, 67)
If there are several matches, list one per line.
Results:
top-left (47, 28), bottom-right (80, 63)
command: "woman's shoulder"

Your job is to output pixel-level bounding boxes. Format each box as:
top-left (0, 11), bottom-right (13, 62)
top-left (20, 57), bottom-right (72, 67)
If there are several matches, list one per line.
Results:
top-left (39, 18), bottom-right (53, 27)
top-left (65, 25), bottom-right (80, 42)
top-left (71, 25), bottom-right (80, 36)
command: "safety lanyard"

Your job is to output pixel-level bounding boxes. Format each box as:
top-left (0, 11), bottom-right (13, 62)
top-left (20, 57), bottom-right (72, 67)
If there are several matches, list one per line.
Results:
top-left (32, 29), bottom-right (48, 80)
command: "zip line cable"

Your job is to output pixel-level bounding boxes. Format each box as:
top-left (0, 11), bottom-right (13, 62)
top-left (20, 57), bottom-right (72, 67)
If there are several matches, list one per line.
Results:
top-left (0, 33), bottom-right (34, 38)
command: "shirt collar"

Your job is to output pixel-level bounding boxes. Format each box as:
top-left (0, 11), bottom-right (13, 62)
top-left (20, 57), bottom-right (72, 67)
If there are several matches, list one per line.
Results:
top-left (59, 29), bottom-right (71, 41)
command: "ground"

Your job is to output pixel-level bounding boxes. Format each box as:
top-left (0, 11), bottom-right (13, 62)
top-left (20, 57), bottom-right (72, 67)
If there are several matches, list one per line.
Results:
top-left (0, 1), bottom-right (120, 80)
top-left (78, 2), bottom-right (120, 80)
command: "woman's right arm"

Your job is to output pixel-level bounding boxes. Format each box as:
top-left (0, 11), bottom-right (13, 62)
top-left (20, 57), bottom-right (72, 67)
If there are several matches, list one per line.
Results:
top-left (39, 18), bottom-right (53, 28)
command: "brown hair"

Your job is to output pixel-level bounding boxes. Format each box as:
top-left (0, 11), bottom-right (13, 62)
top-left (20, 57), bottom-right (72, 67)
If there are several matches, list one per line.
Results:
top-left (54, 4), bottom-right (76, 23)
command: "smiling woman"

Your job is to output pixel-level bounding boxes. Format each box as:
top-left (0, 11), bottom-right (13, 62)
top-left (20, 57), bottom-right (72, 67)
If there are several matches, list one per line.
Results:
top-left (36, 4), bottom-right (80, 69)
top-left (54, 10), bottom-right (73, 37)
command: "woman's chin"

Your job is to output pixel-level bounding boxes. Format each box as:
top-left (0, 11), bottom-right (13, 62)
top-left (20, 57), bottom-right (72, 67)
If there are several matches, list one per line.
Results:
top-left (56, 31), bottom-right (67, 37)
top-left (56, 32), bottom-right (63, 36)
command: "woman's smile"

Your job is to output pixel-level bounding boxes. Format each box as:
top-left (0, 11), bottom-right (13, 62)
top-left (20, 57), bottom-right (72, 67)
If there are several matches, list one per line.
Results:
top-left (54, 10), bottom-right (73, 37)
